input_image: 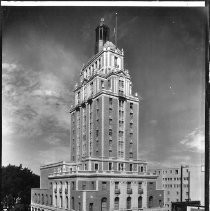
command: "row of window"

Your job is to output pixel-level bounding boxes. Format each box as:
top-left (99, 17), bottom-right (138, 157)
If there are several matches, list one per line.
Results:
top-left (33, 193), bottom-right (52, 205)
top-left (156, 169), bottom-right (189, 175)
top-left (163, 177), bottom-right (189, 181)
top-left (163, 184), bottom-right (189, 188)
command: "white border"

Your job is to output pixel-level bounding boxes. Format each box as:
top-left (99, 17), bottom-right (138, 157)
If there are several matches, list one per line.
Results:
top-left (1, 1), bottom-right (205, 7)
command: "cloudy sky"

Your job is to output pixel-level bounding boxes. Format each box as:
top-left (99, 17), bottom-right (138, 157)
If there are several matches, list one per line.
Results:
top-left (2, 6), bottom-right (205, 176)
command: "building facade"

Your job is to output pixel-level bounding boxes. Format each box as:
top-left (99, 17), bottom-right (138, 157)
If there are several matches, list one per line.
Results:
top-left (31, 19), bottom-right (166, 211)
top-left (149, 167), bottom-right (190, 211)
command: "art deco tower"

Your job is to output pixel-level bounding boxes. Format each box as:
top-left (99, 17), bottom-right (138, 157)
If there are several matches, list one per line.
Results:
top-left (70, 18), bottom-right (142, 172)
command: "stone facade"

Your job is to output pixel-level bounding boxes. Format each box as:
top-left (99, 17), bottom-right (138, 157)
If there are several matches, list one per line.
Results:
top-left (31, 19), bottom-right (166, 211)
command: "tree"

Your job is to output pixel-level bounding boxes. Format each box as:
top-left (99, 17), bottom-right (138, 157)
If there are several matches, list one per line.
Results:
top-left (1, 164), bottom-right (40, 209)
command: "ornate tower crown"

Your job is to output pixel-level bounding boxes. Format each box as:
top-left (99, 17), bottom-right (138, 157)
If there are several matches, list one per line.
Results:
top-left (95, 18), bottom-right (110, 54)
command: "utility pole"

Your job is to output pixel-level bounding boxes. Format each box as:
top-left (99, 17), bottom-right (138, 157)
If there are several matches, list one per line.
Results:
top-left (180, 165), bottom-right (183, 202)
top-left (188, 170), bottom-right (190, 201)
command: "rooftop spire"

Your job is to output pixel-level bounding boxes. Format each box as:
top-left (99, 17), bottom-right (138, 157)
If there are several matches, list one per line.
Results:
top-left (95, 18), bottom-right (110, 54)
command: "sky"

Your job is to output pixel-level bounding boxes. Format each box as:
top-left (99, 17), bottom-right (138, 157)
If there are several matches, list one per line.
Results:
top-left (2, 6), bottom-right (205, 183)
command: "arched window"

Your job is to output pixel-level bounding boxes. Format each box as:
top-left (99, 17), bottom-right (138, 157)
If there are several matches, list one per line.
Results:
top-left (149, 196), bottom-right (153, 208)
top-left (50, 195), bottom-right (52, 205)
top-left (114, 197), bottom-right (119, 210)
top-left (55, 195), bottom-right (57, 207)
top-left (66, 196), bottom-right (68, 209)
top-left (138, 196), bottom-right (142, 208)
top-left (34, 194), bottom-right (37, 203)
top-left (71, 197), bottom-right (75, 209)
top-left (60, 195), bottom-right (63, 208)
top-left (42, 194), bottom-right (44, 204)
top-left (127, 197), bottom-right (131, 210)
top-left (159, 199), bottom-right (162, 207)
top-left (101, 198), bottom-right (108, 211)
top-left (38, 194), bottom-right (40, 204)
top-left (89, 203), bottom-right (94, 211)
top-left (46, 194), bottom-right (48, 205)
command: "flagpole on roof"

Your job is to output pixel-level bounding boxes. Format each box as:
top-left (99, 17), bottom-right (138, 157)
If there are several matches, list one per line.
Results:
top-left (115, 12), bottom-right (118, 48)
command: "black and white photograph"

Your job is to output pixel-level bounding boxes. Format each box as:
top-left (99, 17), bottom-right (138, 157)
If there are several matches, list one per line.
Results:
top-left (2, 2), bottom-right (208, 211)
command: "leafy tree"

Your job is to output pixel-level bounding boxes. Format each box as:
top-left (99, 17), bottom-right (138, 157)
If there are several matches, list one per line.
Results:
top-left (1, 164), bottom-right (40, 210)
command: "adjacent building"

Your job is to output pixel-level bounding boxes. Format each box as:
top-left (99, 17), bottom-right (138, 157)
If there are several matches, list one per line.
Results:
top-left (148, 167), bottom-right (190, 211)
top-left (31, 19), bottom-right (166, 211)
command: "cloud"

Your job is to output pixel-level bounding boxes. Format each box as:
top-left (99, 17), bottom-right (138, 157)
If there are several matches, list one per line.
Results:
top-left (180, 127), bottom-right (204, 153)
top-left (2, 61), bottom-right (72, 133)
top-left (37, 146), bottom-right (70, 166)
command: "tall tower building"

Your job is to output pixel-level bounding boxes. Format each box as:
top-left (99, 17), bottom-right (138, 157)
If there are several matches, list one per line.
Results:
top-left (31, 19), bottom-right (165, 211)
top-left (70, 18), bottom-right (139, 171)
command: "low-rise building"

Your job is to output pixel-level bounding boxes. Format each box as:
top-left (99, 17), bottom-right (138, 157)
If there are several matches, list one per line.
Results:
top-left (149, 167), bottom-right (190, 211)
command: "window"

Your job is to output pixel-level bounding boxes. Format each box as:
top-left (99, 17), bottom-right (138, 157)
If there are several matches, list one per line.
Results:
top-left (78, 202), bottom-right (81, 211)
top-left (60, 196), bottom-right (63, 208)
top-left (149, 196), bottom-right (153, 208)
top-left (168, 191), bottom-right (170, 195)
top-left (115, 182), bottom-right (119, 189)
top-left (119, 80), bottom-right (124, 88)
top-left (130, 103), bottom-right (133, 109)
top-left (55, 195), bottom-right (57, 207)
top-left (109, 129), bottom-right (112, 136)
top-left (109, 119), bottom-right (112, 125)
top-left (109, 140), bottom-right (112, 147)
top-left (96, 130), bottom-right (99, 137)
top-left (138, 182), bottom-right (142, 189)
top-left (114, 197), bottom-right (119, 210)
top-left (102, 182), bottom-right (107, 190)
top-left (109, 108), bottom-right (112, 116)
top-left (90, 82), bottom-right (93, 95)
top-left (177, 191), bottom-right (179, 195)
top-left (130, 164), bottom-right (133, 171)
top-left (159, 200), bottom-right (162, 207)
top-left (95, 163), bottom-right (99, 171)
top-left (114, 56), bottom-right (118, 67)
top-left (141, 166), bottom-right (144, 172)
top-left (50, 195), bottom-right (52, 205)
top-left (72, 182), bottom-right (75, 190)
top-left (129, 152), bottom-right (133, 158)
top-left (175, 170), bottom-right (179, 174)
top-left (108, 79), bottom-right (111, 89)
top-left (99, 58), bottom-right (101, 69)
top-left (101, 80), bottom-right (104, 89)
top-left (127, 182), bottom-right (131, 189)
top-left (109, 150), bottom-right (112, 157)
top-left (119, 100), bottom-right (124, 107)
top-left (66, 196), bottom-right (68, 209)
top-left (91, 181), bottom-right (95, 189)
top-left (109, 162), bottom-right (113, 171)
top-left (109, 98), bottom-right (112, 105)
top-left (127, 197), bottom-right (131, 210)
top-left (46, 194), bottom-right (48, 205)
top-left (101, 198), bottom-right (107, 211)
top-left (82, 181), bottom-right (86, 190)
top-left (130, 123), bottom-right (133, 129)
top-left (89, 203), bottom-right (94, 211)
top-left (118, 163), bottom-right (124, 171)
top-left (138, 196), bottom-right (142, 208)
